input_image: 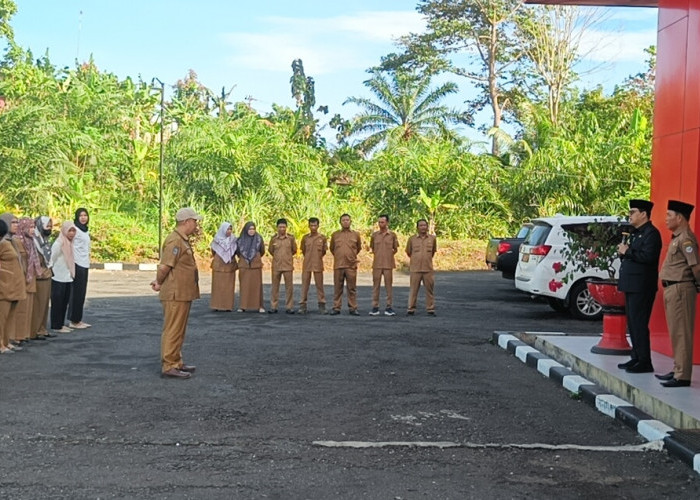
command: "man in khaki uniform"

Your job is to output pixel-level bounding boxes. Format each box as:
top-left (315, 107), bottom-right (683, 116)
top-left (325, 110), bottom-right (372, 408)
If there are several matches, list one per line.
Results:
top-left (300, 217), bottom-right (328, 314)
top-left (406, 219), bottom-right (437, 316)
top-left (369, 214), bottom-right (399, 316)
top-left (268, 218), bottom-right (298, 314)
top-left (657, 200), bottom-right (700, 387)
top-left (330, 214), bottom-right (362, 316)
top-left (150, 207), bottom-right (202, 379)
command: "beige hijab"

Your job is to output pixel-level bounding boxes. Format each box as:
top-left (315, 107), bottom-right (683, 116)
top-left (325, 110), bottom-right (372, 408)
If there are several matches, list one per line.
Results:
top-left (57, 221), bottom-right (77, 278)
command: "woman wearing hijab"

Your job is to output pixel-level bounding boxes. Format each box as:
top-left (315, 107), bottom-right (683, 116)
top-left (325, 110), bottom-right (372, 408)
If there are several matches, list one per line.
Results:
top-left (12, 217), bottom-right (42, 344)
top-left (0, 215), bottom-right (27, 354)
top-left (32, 216), bottom-right (54, 339)
top-left (210, 222), bottom-right (238, 312)
top-left (50, 221), bottom-right (77, 334)
top-left (236, 222), bottom-right (265, 313)
top-left (68, 208), bottom-right (91, 329)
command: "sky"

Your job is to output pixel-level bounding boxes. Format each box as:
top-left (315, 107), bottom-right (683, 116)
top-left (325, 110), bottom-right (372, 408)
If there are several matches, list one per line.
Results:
top-left (9, 1), bottom-right (659, 146)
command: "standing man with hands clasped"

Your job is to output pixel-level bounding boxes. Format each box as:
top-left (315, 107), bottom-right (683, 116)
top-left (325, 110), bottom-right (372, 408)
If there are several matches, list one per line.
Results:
top-left (369, 214), bottom-right (398, 316)
top-left (616, 199), bottom-right (662, 374)
top-left (268, 218), bottom-right (297, 314)
top-left (330, 214), bottom-right (362, 316)
top-left (151, 207), bottom-right (202, 380)
top-left (656, 200), bottom-right (700, 388)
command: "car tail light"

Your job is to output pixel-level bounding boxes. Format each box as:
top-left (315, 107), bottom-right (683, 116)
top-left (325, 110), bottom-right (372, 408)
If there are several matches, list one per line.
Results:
top-left (530, 244), bottom-right (551, 256)
top-left (497, 241), bottom-right (511, 255)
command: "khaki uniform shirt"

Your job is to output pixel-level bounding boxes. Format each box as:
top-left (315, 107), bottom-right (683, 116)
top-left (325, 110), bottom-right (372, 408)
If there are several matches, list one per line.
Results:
top-left (301, 232), bottom-right (327, 272)
top-left (0, 239), bottom-right (27, 301)
top-left (211, 253), bottom-right (237, 272)
top-left (159, 229), bottom-right (200, 302)
top-left (660, 228), bottom-right (699, 282)
top-left (406, 234), bottom-right (437, 272)
top-left (370, 230), bottom-right (398, 270)
top-left (269, 234), bottom-right (297, 272)
top-left (330, 229), bottom-right (362, 270)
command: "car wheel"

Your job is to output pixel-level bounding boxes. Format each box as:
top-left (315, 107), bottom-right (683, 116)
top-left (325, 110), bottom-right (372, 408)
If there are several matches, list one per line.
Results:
top-left (546, 297), bottom-right (567, 312)
top-left (568, 280), bottom-right (603, 320)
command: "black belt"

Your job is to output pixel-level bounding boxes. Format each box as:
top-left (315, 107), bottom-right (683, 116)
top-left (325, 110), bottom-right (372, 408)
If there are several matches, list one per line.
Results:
top-left (662, 280), bottom-right (694, 288)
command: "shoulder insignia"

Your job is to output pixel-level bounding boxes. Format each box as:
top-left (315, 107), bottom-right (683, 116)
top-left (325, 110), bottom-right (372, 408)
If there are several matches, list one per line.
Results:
top-left (173, 247), bottom-right (180, 255)
top-left (686, 246), bottom-right (694, 254)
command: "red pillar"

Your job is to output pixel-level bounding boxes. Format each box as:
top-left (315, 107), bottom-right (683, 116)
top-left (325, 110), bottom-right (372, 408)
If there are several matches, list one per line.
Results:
top-left (649, 0), bottom-right (700, 363)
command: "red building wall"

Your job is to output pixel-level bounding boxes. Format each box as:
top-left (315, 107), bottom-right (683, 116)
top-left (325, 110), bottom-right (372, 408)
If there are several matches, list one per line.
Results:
top-left (649, 0), bottom-right (700, 361)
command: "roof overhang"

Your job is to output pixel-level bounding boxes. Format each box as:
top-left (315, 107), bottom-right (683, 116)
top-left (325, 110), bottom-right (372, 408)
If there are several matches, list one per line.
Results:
top-left (525, 1), bottom-right (657, 6)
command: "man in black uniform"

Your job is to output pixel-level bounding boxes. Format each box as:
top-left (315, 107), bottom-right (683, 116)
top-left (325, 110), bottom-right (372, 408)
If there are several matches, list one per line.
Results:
top-left (616, 199), bottom-right (662, 373)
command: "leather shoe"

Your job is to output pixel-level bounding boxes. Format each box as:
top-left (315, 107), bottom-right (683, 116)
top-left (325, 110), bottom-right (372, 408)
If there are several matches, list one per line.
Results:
top-left (268, 309), bottom-right (278, 314)
top-left (349, 309), bottom-right (360, 316)
top-left (285, 309), bottom-right (295, 314)
top-left (655, 372), bottom-right (675, 381)
top-left (661, 378), bottom-right (690, 388)
top-left (162, 368), bottom-right (191, 379)
top-left (329, 309), bottom-right (340, 316)
top-left (626, 363), bottom-right (654, 373)
top-left (617, 359), bottom-right (637, 369)
top-left (179, 365), bottom-right (196, 373)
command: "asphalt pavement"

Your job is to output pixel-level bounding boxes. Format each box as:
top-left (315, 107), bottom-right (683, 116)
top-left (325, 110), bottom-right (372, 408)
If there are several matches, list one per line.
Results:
top-left (1, 270), bottom-right (698, 499)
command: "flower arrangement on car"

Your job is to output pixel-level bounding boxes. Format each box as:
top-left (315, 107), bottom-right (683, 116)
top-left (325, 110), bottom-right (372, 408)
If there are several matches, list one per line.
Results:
top-left (548, 219), bottom-right (628, 292)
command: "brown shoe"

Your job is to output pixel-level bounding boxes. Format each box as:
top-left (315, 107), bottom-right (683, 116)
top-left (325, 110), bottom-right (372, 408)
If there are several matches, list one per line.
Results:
top-left (179, 365), bottom-right (196, 373)
top-left (162, 368), bottom-right (191, 379)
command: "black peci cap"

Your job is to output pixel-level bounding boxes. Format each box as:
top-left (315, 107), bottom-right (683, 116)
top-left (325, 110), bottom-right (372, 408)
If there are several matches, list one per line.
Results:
top-left (668, 200), bottom-right (695, 220)
top-left (629, 199), bottom-right (653, 215)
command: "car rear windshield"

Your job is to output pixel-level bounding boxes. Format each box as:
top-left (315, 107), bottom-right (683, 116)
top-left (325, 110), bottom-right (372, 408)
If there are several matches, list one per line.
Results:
top-left (561, 222), bottom-right (632, 241)
top-left (516, 225), bottom-right (531, 239)
top-left (524, 223), bottom-right (552, 246)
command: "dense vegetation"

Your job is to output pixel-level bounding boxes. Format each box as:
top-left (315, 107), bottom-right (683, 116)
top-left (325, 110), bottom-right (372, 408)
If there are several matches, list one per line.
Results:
top-left (0, 1), bottom-right (653, 265)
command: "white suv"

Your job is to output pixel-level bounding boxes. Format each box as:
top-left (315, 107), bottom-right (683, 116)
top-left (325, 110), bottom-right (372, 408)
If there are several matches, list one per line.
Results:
top-left (514, 215), bottom-right (628, 320)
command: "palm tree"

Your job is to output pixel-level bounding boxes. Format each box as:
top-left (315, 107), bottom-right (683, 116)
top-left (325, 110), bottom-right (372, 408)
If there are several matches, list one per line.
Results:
top-left (344, 70), bottom-right (466, 153)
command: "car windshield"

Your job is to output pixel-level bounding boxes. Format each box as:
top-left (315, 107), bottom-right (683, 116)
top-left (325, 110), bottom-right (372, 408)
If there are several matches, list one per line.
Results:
top-left (524, 223), bottom-right (551, 245)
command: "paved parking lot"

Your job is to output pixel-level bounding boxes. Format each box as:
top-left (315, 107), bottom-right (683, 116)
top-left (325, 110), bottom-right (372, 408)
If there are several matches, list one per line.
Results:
top-left (1, 270), bottom-right (698, 498)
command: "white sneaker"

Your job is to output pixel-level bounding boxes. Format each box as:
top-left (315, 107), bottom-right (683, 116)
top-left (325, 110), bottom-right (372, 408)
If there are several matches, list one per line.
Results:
top-left (259, 308), bottom-right (266, 313)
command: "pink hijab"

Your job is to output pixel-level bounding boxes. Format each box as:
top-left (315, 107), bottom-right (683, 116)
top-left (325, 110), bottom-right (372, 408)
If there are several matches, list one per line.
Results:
top-left (16, 217), bottom-right (43, 283)
top-left (57, 221), bottom-right (77, 278)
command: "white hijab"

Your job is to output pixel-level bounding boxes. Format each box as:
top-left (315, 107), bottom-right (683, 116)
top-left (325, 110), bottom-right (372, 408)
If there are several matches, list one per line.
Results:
top-left (210, 222), bottom-right (237, 264)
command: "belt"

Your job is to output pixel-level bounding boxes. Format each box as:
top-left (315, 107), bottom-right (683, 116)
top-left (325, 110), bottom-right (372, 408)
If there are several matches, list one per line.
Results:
top-left (661, 280), bottom-right (694, 288)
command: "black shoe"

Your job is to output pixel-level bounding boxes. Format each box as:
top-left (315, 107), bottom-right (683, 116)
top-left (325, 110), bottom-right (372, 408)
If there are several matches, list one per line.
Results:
top-left (268, 309), bottom-right (278, 314)
top-left (626, 363), bottom-right (654, 373)
top-left (427, 311), bottom-right (436, 316)
top-left (349, 309), bottom-right (360, 316)
top-left (43, 332), bottom-right (56, 338)
top-left (655, 372), bottom-right (675, 381)
top-left (329, 309), bottom-right (340, 316)
top-left (617, 359), bottom-right (637, 369)
top-left (33, 335), bottom-right (47, 341)
top-left (406, 311), bottom-right (415, 316)
top-left (661, 378), bottom-right (691, 388)
top-left (285, 309), bottom-right (295, 314)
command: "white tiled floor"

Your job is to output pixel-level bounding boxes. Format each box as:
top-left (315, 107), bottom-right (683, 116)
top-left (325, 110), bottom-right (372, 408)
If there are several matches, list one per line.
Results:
top-left (542, 335), bottom-right (700, 422)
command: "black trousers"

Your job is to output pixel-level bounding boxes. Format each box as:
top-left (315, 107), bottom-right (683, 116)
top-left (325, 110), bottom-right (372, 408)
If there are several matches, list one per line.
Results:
top-left (625, 290), bottom-right (657, 364)
top-left (51, 280), bottom-right (72, 330)
top-left (68, 264), bottom-right (89, 323)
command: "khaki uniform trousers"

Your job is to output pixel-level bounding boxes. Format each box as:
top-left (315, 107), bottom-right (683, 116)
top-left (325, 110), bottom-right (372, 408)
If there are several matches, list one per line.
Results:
top-left (160, 300), bottom-right (192, 372)
top-left (271, 270), bottom-right (294, 310)
top-left (300, 271), bottom-right (325, 306)
top-left (663, 281), bottom-right (697, 380)
top-left (333, 268), bottom-right (357, 311)
top-left (13, 293), bottom-right (34, 341)
top-left (408, 272), bottom-right (435, 312)
top-left (372, 268), bottom-right (393, 308)
top-left (32, 279), bottom-right (51, 336)
top-left (0, 300), bottom-right (18, 347)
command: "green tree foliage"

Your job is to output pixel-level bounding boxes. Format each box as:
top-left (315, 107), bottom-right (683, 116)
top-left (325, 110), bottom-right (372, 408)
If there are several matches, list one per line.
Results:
top-left (344, 69), bottom-right (465, 154)
top-left (383, 0), bottom-right (529, 155)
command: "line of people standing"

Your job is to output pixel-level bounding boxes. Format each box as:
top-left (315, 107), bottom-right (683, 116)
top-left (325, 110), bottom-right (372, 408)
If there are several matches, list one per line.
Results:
top-left (208, 214), bottom-right (438, 317)
top-left (0, 209), bottom-right (92, 355)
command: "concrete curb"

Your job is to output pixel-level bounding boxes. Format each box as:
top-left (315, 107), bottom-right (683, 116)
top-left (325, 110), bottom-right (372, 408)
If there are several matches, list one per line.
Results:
top-left (90, 263), bottom-right (157, 271)
top-left (492, 331), bottom-right (700, 475)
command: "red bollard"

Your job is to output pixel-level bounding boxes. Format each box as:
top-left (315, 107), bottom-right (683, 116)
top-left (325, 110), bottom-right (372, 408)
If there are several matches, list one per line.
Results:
top-left (591, 312), bottom-right (632, 354)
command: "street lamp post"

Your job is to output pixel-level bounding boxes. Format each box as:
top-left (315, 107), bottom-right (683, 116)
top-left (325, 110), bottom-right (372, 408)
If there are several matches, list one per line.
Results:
top-left (153, 78), bottom-right (165, 258)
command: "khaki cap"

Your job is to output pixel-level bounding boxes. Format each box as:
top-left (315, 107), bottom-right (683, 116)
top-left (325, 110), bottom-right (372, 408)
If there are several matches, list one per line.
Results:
top-left (175, 207), bottom-right (203, 221)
